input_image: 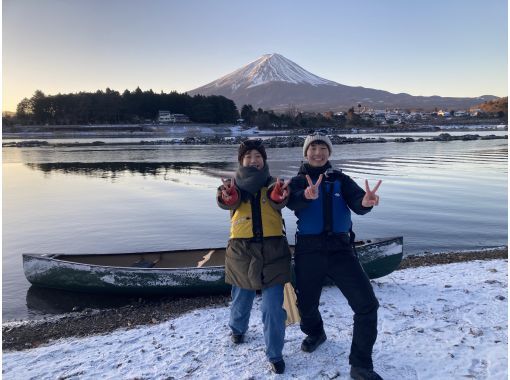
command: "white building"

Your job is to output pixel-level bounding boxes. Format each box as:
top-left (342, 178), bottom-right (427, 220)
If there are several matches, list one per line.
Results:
top-left (158, 110), bottom-right (172, 123)
top-left (171, 114), bottom-right (190, 123)
top-left (158, 111), bottom-right (190, 123)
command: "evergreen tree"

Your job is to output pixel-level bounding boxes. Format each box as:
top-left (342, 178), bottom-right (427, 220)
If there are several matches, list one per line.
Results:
top-left (15, 88), bottom-right (239, 125)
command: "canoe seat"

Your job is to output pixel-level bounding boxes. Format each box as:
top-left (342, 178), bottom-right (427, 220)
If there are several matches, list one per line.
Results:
top-left (132, 258), bottom-right (157, 268)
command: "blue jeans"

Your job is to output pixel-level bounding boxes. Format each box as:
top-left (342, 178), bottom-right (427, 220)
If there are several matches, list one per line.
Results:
top-left (229, 284), bottom-right (286, 363)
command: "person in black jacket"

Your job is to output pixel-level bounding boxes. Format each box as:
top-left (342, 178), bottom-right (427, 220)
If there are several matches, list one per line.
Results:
top-left (287, 132), bottom-right (383, 380)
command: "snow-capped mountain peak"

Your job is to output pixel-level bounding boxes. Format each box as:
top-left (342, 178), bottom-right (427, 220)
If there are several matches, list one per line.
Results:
top-left (201, 53), bottom-right (338, 91)
top-left (188, 54), bottom-right (492, 112)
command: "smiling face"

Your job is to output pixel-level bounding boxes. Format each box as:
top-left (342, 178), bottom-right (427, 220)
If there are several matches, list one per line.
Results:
top-left (306, 142), bottom-right (330, 167)
top-left (241, 149), bottom-right (264, 170)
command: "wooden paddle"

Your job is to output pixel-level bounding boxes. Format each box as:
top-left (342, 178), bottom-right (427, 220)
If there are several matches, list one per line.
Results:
top-left (283, 282), bottom-right (300, 326)
top-left (197, 250), bottom-right (215, 267)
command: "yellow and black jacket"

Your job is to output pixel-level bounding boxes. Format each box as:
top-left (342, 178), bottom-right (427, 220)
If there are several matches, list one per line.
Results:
top-left (217, 178), bottom-right (291, 290)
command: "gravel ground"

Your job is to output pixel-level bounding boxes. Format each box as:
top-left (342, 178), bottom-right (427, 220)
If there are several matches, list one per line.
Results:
top-left (2, 248), bottom-right (507, 352)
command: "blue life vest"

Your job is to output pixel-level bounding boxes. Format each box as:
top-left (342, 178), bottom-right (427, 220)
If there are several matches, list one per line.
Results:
top-left (296, 176), bottom-right (352, 235)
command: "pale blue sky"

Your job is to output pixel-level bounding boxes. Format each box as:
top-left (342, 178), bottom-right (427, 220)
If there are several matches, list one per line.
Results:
top-left (2, 0), bottom-right (508, 111)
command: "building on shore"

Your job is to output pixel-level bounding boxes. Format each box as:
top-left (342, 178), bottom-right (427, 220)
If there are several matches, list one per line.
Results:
top-left (158, 111), bottom-right (190, 124)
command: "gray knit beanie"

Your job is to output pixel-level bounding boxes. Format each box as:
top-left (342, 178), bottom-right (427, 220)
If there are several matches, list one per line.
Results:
top-left (303, 134), bottom-right (333, 157)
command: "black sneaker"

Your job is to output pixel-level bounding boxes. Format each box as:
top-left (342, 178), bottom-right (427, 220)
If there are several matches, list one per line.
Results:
top-left (301, 331), bottom-right (327, 352)
top-left (350, 366), bottom-right (383, 380)
top-left (231, 334), bottom-right (245, 344)
top-left (270, 359), bottom-right (285, 374)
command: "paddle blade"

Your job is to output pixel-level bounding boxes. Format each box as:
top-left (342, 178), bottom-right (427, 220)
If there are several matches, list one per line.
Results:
top-left (283, 282), bottom-right (300, 326)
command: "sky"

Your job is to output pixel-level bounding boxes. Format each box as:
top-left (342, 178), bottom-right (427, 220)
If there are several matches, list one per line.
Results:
top-left (2, 0), bottom-right (508, 112)
top-left (3, 258), bottom-right (508, 379)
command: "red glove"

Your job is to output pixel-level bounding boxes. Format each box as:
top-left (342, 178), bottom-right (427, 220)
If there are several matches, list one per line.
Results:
top-left (221, 178), bottom-right (239, 206)
top-left (270, 178), bottom-right (290, 203)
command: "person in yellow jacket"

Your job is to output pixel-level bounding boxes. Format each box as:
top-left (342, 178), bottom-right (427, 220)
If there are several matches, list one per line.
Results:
top-left (217, 139), bottom-right (291, 375)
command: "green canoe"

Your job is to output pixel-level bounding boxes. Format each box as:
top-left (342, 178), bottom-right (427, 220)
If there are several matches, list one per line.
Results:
top-left (23, 236), bottom-right (403, 295)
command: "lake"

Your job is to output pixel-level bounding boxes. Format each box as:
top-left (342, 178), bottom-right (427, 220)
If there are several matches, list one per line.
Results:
top-left (2, 133), bottom-right (507, 320)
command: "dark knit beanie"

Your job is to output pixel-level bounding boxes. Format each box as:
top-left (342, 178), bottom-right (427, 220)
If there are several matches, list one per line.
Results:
top-left (238, 139), bottom-right (267, 163)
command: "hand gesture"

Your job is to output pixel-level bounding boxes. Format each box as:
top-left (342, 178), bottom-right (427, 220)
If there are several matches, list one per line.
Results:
top-left (270, 177), bottom-right (291, 202)
top-left (304, 174), bottom-right (323, 200)
top-left (362, 179), bottom-right (382, 207)
top-left (221, 178), bottom-right (237, 203)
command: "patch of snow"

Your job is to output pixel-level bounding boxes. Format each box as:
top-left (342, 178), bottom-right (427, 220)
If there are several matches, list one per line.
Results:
top-left (229, 126), bottom-right (260, 135)
top-left (439, 124), bottom-right (507, 131)
top-left (377, 242), bottom-right (403, 257)
top-left (22, 258), bottom-right (57, 277)
top-left (3, 310), bottom-right (102, 329)
top-left (99, 274), bottom-right (116, 284)
top-left (3, 259), bottom-right (507, 379)
top-left (408, 246), bottom-right (508, 258)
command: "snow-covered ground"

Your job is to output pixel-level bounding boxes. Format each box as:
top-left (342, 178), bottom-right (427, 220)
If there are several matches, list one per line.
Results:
top-left (439, 124), bottom-right (508, 130)
top-left (3, 259), bottom-right (507, 379)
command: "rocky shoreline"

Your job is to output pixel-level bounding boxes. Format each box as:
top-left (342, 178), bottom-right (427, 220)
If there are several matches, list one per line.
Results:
top-left (2, 248), bottom-right (507, 352)
top-left (2, 132), bottom-right (508, 148)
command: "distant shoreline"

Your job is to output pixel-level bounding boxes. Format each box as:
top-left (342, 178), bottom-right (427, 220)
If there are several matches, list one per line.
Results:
top-left (2, 247), bottom-right (507, 352)
top-left (2, 119), bottom-right (507, 140)
top-left (2, 131), bottom-right (508, 148)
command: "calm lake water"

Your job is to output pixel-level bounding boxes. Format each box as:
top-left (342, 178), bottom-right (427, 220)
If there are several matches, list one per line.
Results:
top-left (2, 133), bottom-right (508, 321)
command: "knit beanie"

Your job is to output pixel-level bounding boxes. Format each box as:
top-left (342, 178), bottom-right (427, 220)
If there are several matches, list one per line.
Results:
top-left (303, 134), bottom-right (333, 157)
top-left (238, 139), bottom-right (267, 163)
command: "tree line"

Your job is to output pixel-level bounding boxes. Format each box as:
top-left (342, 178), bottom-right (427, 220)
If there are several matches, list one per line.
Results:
top-left (6, 87), bottom-right (377, 129)
top-left (6, 87), bottom-right (506, 129)
top-left (12, 88), bottom-right (239, 125)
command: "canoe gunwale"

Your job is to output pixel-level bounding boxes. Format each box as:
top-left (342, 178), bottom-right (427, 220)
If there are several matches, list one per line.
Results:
top-left (22, 253), bottom-right (227, 272)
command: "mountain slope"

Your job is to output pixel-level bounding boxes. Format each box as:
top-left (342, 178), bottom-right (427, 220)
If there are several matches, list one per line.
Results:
top-left (192, 53), bottom-right (338, 93)
top-left (188, 54), bottom-right (497, 112)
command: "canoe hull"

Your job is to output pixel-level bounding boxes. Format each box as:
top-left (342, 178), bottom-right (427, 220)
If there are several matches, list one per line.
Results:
top-left (23, 256), bottom-right (230, 295)
top-left (23, 237), bottom-right (403, 295)
top-left (357, 237), bottom-right (404, 279)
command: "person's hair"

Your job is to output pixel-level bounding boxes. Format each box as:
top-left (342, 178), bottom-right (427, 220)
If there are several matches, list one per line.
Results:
top-left (238, 139), bottom-right (267, 163)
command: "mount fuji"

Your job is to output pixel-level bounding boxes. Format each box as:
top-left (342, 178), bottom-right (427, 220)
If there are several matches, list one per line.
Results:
top-left (188, 53), bottom-right (496, 112)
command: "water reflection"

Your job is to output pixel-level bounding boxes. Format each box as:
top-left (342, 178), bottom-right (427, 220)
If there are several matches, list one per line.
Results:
top-left (22, 145), bottom-right (508, 181)
top-left (25, 161), bottom-right (234, 179)
top-left (26, 286), bottom-right (140, 317)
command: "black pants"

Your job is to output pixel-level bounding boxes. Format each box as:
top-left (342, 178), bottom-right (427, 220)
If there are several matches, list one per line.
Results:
top-left (294, 234), bottom-right (379, 369)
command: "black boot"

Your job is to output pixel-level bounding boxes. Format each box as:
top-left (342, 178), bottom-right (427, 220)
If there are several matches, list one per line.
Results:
top-left (350, 366), bottom-right (383, 380)
top-left (301, 331), bottom-right (327, 352)
top-left (270, 359), bottom-right (285, 374)
top-left (231, 334), bottom-right (245, 344)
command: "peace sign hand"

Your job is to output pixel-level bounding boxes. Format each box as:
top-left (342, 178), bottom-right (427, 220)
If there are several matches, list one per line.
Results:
top-left (270, 177), bottom-right (291, 202)
top-left (220, 178), bottom-right (238, 203)
top-left (362, 179), bottom-right (382, 207)
top-left (304, 174), bottom-right (323, 200)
